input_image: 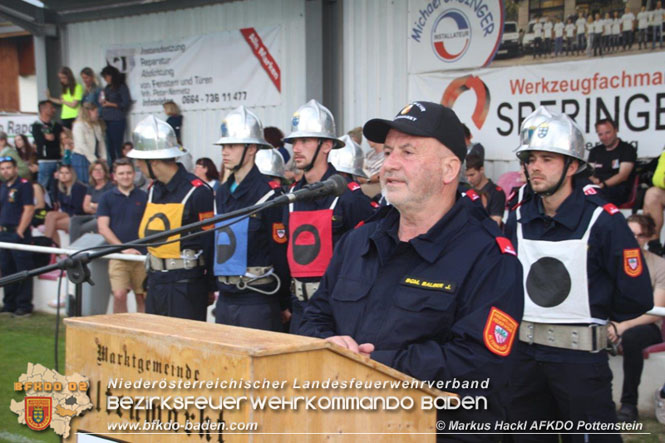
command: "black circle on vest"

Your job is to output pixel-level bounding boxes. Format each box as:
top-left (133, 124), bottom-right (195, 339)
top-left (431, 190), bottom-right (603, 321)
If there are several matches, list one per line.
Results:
top-left (292, 224), bottom-right (321, 265)
top-left (216, 226), bottom-right (237, 264)
top-left (144, 213), bottom-right (171, 237)
top-left (526, 257), bottom-right (572, 307)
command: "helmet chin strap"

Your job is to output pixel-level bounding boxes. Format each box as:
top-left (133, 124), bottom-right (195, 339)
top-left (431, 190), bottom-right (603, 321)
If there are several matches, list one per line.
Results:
top-left (146, 159), bottom-right (156, 180)
top-left (303, 139), bottom-right (324, 173)
top-left (231, 144), bottom-right (250, 173)
top-left (524, 156), bottom-right (573, 197)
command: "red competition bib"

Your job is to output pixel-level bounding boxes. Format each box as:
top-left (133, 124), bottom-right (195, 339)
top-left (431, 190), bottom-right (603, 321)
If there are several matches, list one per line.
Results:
top-left (287, 208), bottom-right (334, 278)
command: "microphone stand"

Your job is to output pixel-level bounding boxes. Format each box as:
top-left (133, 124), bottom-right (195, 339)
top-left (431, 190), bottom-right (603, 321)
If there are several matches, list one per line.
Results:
top-left (0, 193), bottom-right (292, 317)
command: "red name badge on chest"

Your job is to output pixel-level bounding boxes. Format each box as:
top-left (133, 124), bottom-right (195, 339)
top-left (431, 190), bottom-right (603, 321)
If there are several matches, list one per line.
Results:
top-left (287, 209), bottom-right (334, 278)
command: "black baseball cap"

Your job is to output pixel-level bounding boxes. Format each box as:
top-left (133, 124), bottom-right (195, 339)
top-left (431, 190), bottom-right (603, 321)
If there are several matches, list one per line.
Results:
top-left (363, 101), bottom-right (467, 161)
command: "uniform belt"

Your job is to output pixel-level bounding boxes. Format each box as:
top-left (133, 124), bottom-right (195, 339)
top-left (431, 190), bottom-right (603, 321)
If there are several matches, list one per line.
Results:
top-left (291, 279), bottom-right (320, 302)
top-left (217, 266), bottom-right (274, 287)
top-left (519, 320), bottom-right (608, 353)
top-left (148, 250), bottom-right (205, 271)
top-left (0, 226), bottom-right (16, 232)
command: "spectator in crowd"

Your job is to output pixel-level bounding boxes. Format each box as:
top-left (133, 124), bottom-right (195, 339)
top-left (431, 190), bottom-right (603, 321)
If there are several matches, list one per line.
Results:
top-left (588, 118), bottom-right (636, 205)
top-left (264, 126), bottom-right (291, 164)
top-left (100, 65), bottom-right (131, 164)
top-left (464, 153), bottom-right (505, 226)
top-left (459, 123), bottom-right (485, 186)
top-left (31, 180), bottom-right (50, 228)
top-left (43, 163), bottom-right (86, 247)
top-left (72, 102), bottom-right (107, 182)
top-left (0, 156), bottom-right (35, 317)
top-left (652, 1), bottom-right (664, 49)
top-left (97, 158), bottom-right (148, 313)
top-left (31, 100), bottom-right (63, 190)
top-left (69, 160), bottom-right (113, 243)
top-left (120, 141), bottom-right (147, 190)
top-left (194, 157), bottom-right (221, 193)
top-left (638, 5), bottom-right (650, 49)
top-left (80, 67), bottom-right (102, 112)
top-left (622, 6), bottom-right (635, 50)
top-left (0, 132), bottom-right (29, 180)
top-left (59, 129), bottom-right (74, 167)
top-left (163, 100), bottom-right (183, 145)
top-left (46, 67), bottom-right (83, 130)
top-left (13, 134), bottom-right (38, 180)
top-left (347, 126), bottom-right (362, 146)
top-left (592, 12), bottom-right (604, 56)
top-left (608, 214), bottom-right (665, 422)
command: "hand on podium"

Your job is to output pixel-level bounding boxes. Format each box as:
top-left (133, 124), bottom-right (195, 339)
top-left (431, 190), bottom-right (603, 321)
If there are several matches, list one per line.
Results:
top-left (326, 335), bottom-right (375, 358)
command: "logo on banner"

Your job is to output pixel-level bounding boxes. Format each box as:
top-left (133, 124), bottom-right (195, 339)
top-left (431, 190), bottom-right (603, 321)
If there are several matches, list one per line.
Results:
top-left (431, 10), bottom-right (471, 62)
top-left (442, 75), bottom-right (490, 129)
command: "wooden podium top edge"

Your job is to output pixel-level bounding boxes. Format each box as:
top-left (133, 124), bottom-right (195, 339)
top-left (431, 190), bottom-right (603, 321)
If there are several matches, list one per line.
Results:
top-left (65, 313), bottom-right (451, 397)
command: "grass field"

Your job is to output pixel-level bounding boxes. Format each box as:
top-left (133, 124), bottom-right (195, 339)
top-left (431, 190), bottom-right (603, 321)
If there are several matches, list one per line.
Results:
top-left (0, 312), bottom-right (663, 442)
top-left (1, 312), bottom-right (65, 443)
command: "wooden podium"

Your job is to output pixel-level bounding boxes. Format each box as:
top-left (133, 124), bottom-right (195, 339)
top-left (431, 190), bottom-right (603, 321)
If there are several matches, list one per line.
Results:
top-left (65, 313), bottom-right (450, 442)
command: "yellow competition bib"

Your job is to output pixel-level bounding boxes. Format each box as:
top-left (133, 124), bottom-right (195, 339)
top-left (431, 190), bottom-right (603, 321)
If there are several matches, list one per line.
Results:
top-left (138, 185), bottom-right (197, 259)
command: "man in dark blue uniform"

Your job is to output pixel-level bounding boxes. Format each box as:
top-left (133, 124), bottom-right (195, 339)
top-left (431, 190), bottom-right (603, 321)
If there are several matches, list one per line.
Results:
top-left (299, 102), bottom-right (524, 440)
top-left (127, 116), bottom-right (215, 321)
top-left (282, 100), bottom-right (375, 333)
top-left (504, 107), bottom-right (653, 442)
top-left (212, 106), bottom-right (290, 331)
top-left (0, 156), bottom-right (35, 317)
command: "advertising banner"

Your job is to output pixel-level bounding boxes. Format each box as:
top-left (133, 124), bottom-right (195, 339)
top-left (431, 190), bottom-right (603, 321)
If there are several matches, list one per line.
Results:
top-left (106, 26), bottom-right (282, 112)
top-left (409, 52), bottom-right (665, 160)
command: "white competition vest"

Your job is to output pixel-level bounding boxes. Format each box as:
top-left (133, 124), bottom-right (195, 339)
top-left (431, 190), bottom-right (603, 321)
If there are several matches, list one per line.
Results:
top-left (516, 187), bottom-right (606, 324)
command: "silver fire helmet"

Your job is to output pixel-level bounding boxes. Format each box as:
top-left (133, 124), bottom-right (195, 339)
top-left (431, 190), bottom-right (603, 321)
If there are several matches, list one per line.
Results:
top-left (127, 115), bottom-right (187, 159)
top-left (283, 99), bottom-right (344, 149)
top-left (255, 148), bottom-right (286, 179)
top-left (329, 135), bottom-right (368, 179)
top-left (214, 106), bottom-right (272, 149)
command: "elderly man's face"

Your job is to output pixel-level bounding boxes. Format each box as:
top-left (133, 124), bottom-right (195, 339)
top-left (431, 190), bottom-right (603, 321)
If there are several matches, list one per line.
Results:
top-left (380, 129), bottom-right (454, 210)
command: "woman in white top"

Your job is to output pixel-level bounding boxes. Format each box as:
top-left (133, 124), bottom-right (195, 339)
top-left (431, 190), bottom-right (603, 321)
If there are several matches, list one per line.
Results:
top-left (72, 102), bottom-right (107, 183)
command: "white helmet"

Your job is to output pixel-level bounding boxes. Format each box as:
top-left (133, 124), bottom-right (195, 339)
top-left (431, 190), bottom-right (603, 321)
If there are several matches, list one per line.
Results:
top-left (214, 106), bottom-right (272, 149)
top-left (515, 108), bottom-right (587, 173)
top-left (329, 135), bottom-right (367, 179)
top-left (256, 148), bottom-right (286, 179)
top-left (283, 99), bottom-right (344, 149)
top-left (127, 115), bottom-right (187, 159)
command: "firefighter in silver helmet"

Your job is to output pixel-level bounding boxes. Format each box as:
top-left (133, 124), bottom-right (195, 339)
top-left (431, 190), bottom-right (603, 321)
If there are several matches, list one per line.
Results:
top-left (504, 107), bottom-right (652, 439)
top-left (128, 115), bottom-right (215, 321)
top-left (282, 99), bottom-right (376, 332)
top-left (212, 106), bottom-right (291, 331)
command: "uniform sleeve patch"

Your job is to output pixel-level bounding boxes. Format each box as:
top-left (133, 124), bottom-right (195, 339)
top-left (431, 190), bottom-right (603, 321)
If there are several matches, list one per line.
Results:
top-left (603, 203), bottom-right (620, 215)
top-left (623, 248), bottom-right (643, 277)
top-left (268, 180), bottom-right (281, 190)
top-left (348, 181), bottom-right (361, 191)
top-left (191, 178), bottom-right (205, 187)
top-left (272, 222), bottom-right (287, 243)
top-left (465, 189), bottom-right (480, 201)
top-left (496, 237), bottom-right (517, 256)
top-left (583, 184), bottom-right (599, 195)
top-left (483, 307), bottom-right (518, 357)
top-left (198, 211), bottom-right (215, 230)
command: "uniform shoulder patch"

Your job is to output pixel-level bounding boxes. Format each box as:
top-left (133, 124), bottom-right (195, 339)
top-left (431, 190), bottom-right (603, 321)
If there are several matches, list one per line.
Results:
top-left (20, 178), bottom-right (28, 183)
top-left (603, 203), bottom-right (620, 215)
top-left (465, 189), bottom-right (480, 201)
top-left (354, 220), bottom-right (365, 229)
top-left (495, 237), bottom-right (517, 256)
top-left (268, 180), bottom-right (281, 190)
top-left (483, 307), bottom-right (518, 357)
top-left (272, 222), bottom-right (287, 243)
top-left (495, 185), bottom-right (503, 192)
top-left (370, 201), bottom-right (380, 208)
top-left (191, 178), bottom-right (205, 187)
top-left (583, 184), bottom-right (599, 195)
top-left (623, 248), bottom-right (643, 277)
top-left (348, 181), bottom-right (361, 192)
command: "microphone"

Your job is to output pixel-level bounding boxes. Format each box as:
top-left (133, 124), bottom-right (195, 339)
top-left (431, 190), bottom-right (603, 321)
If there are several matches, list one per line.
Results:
top-left (278, 174), bottom-right (348, 204)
